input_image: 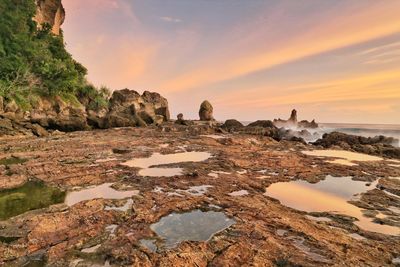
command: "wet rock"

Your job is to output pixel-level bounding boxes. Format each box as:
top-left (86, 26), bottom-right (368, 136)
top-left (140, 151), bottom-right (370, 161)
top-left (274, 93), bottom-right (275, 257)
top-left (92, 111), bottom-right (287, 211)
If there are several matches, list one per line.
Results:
top-left (112, 148), bottom-right (132, 154)
top-left (244, 122), bottom-right (280, 140)
top-left (247, 120), bottom-right (275, 128)
top-left (313, 132), bottom-right (400, 159)
top-left (298, 119), bottom-right (318, 129)
top-left (222, 119), bottom-right (244, 130)
top-left (199, 100), bottom-right (214, 121)
top-left (279, 128), bottom-right (313, 142)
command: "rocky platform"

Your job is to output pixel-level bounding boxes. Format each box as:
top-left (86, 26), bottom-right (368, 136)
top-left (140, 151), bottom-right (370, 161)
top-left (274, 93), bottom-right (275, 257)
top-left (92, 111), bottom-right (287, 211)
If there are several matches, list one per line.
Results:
top-left (0, 124), bottom-right (399, 266)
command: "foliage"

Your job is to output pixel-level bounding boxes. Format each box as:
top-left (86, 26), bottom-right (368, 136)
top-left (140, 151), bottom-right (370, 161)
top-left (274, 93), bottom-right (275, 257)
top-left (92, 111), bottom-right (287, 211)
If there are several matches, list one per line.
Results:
top-left (0, 0), bottom-right (108, 110)
top-left (77, 84), bottom-right (111, 111)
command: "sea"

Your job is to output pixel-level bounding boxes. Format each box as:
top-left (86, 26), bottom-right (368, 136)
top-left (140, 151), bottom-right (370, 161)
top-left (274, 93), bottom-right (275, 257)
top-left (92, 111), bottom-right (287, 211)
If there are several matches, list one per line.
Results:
top-left (240, 121), bottom-right (400, 147)
top-left (320, 123), bottom-right (400, 147)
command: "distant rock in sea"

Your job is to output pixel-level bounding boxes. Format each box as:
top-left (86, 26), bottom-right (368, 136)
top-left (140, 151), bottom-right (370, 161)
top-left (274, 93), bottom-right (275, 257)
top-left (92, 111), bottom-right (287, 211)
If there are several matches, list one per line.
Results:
top-left (313, 131), bottom-right (400, 159)
top-left (274, 109), bottom-right (318, 129)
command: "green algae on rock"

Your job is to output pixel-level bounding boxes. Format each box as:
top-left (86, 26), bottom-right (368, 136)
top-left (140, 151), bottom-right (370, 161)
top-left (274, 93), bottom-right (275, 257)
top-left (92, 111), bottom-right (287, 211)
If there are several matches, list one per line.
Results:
top-left (0, 156), bottom-right (27, 166)
top-left (0, 180), bottom-right (65, 220)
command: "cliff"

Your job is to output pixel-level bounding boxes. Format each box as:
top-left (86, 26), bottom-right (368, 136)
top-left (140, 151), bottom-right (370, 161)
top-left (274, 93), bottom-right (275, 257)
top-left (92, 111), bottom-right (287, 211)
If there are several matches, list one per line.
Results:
top-left (0, 0), bottom-right (170, 136)
top-left (34, 0), bottom-right (65, 35)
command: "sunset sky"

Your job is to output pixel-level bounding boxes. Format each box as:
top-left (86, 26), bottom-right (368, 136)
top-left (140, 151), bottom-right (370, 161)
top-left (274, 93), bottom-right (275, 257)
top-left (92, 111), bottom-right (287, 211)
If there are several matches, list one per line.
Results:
top-left (62, 0), bottom-right (400, 124)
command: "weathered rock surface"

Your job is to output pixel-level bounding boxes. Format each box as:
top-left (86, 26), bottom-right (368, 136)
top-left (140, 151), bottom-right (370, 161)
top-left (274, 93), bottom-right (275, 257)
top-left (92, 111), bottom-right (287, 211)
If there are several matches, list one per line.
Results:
top-left (313, 132), bottom-right (400, 159)
top-left (34, 0), bottom-right (65, 35)
top-left (241, 120), bottom-right (280, 140)
top-left (0, 125), bottom-right (399, 266)
top-left (199, 100), bottom-right (214, 121)
top-left (28, 96), bottom-right (89, 132)
top-left (221, 119), bottom-right (244, 130)
top-left (247, 120), bottom-right (275, 128)
top-left (0, 88), bottom-right (170, 136)
top-left (175, 113), bottom-right (191, 126)
top-left (103, 89), bottom-right (169, 128)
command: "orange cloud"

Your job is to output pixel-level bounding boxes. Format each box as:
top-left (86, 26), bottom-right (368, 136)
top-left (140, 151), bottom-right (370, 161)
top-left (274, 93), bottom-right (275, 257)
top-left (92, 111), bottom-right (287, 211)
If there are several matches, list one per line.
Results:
top-left (214, 69), bottom-right (400, 107)
top-left (161, 2), bottom-right (400, 92)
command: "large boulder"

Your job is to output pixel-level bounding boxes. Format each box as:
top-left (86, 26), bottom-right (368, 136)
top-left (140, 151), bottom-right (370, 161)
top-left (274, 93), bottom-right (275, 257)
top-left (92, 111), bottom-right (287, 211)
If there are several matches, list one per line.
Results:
top-left (199, 100), bottom-right (214, 121)
top-left (247, 120), bottom-right (275, 128)
top-left (141, 91), bottom-right (170, 121)
top-left (104, 89), bottom-right (170, 128)
top-left (222, 119), bottom-right (243, 129)
top-left (28, 96), bottom-right (89, 132)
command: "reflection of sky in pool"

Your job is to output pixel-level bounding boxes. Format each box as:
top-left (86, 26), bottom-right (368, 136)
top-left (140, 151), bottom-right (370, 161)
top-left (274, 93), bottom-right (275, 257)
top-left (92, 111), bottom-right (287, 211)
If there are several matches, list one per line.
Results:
top-left (302, 150), bottom-right (382, 166)
top-left (150, 209), bottom-right (235, 249)
top-left (121, 151), bottom-right (211, 177)
top-left (265, 176), bottom-right (399, 235)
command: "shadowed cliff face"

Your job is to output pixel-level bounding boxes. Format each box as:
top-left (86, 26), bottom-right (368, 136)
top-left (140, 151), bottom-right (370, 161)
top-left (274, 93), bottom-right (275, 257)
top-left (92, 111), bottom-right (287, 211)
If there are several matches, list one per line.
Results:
top-left (34, 0), bottom-right (65, 35)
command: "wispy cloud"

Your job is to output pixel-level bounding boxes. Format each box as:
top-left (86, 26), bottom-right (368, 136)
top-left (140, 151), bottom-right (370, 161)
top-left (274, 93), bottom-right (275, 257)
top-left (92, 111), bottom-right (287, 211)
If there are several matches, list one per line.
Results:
top-left (359, 41), bottom-right (400, 65)
top-left (160, 16), bottom-right (182, 23)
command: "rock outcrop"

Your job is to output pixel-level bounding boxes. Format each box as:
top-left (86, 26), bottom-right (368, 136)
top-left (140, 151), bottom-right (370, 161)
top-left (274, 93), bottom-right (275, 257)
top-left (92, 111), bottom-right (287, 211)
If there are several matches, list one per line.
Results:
top-left (175, 113), bottom-right (191, 126)
top-left (274, 109), bottom-right (318, 129)
top-left (221, 119), bottom-right (244, 130)
top-left (248, 120), bottom-right (275, 128)
top-left (29, 96), bottom-right (89, 132)
top-left (298, 119), bottom-right (318, 129)
top-left (103, 89), bottom-right (169, 128)
top-left (34, 0), bottom-right (65, 35)
top-left (243, 120), bottom-right (280, 140)
top-left (313, 132), bottom-right (400, 159)
top-left (0, 88), bottom-right (170, 136)
top-left (199, 100), bottom-right (214, 121)
top-left (288, 109), bottom-right (297, 124)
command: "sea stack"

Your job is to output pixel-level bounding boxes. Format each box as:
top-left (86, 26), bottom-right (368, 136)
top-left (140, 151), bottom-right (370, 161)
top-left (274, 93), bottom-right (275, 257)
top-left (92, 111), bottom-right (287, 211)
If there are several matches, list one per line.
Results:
top-left (199, 100), bottom-right (214, 121)
top-left (288, 109), bottom-right (297, 124)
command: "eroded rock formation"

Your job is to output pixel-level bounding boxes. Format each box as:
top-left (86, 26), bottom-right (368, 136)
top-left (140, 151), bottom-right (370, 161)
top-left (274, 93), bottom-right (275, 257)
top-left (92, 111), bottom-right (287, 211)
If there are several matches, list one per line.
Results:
top-left (199, 100), bottom-right (214, 121)
top-left (103, 89), bottom-right (169, 128)
top-left (34, 0), bottom-right (65, 35)
top-left (274, 109), bottom-right (318, 129)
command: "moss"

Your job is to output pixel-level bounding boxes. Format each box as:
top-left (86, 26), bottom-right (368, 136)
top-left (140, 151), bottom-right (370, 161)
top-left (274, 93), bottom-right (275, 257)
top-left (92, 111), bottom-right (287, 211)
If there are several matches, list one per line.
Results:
top-left (0, 235), bottom-right (20, 244)
top-left (0, 156), bottom-right (27, 166)
top-left (0, 180), bottom-right (65, 220)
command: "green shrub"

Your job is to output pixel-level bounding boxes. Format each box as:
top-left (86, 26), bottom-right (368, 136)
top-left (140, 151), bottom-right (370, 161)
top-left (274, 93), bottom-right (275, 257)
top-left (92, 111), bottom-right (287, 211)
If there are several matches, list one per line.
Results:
top-left (0, 0), bottom-right (108, 110)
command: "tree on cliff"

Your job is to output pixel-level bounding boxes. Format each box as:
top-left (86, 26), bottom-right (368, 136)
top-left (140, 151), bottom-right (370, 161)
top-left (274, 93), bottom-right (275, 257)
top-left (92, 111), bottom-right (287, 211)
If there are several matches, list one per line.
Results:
top-left (0, 0), bottom-right (107, 110)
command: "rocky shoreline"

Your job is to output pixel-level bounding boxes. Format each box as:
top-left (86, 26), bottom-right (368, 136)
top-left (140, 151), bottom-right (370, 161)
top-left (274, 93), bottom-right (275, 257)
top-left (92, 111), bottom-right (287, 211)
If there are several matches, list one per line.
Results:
top-left (1, 1), bottom-right (400, 266)
top-left (0, 118), bottom-right (399, 266)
